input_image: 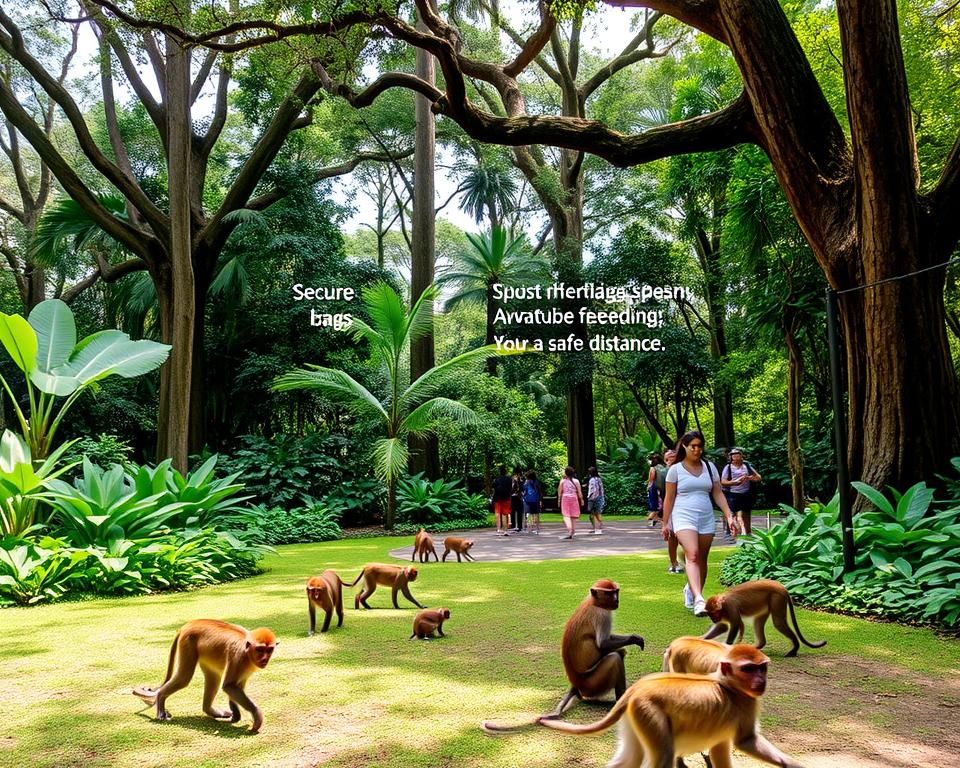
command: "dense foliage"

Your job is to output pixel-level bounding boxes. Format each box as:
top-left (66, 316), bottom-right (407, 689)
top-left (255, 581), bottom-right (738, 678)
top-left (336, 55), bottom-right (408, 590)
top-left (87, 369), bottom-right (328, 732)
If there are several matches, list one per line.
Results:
top-left (720, 461), bottom-right (960, 629)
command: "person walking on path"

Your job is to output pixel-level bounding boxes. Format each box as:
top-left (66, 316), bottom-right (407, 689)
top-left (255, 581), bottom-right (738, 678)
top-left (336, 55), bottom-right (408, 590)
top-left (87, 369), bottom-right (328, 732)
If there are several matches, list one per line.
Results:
top-left (662, 449), bottom-right (683, 574)
top-left (510, 469), bottom-right (525, 532)
top-left (557, 466), bottom-right (584, 540)
top-left (522, 470), bottom-right (544, 535)
top-left (492, 466), bottom-right (513, 536)
top-left (586, 466), bottom-right (605, 534)
top-left (662, 431), bottom-right (737, 616)
top-left (646, 453), bottom-right (663, 526)
top-left (721, 447), bottom-right (762, 535)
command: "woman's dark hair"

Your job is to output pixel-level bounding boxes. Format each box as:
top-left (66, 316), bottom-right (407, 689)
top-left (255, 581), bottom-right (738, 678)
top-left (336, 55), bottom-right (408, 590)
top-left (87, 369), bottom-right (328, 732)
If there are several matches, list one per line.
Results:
top-left (675, 430), bottom-right (706, 464)
top-left (649, 453), bottom-right (662, 467)
top-left (587, 466), bottom-right (599, 477)
top-left (564, 465), bottom-right (576, 477)
top-left (526, 470), bottom-right (537, 480)
top-left (499, 465), bottom-right (507, 475)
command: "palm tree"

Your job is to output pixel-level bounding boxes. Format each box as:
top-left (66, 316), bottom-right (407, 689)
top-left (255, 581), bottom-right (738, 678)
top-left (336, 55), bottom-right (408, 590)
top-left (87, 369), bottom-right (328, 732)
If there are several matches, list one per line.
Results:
top-left (459, 164), bottom-right (517, 230)
top-left (273, 281), bottom-right (502, 529)
top-left (439, 227), bottom-right (550, 375)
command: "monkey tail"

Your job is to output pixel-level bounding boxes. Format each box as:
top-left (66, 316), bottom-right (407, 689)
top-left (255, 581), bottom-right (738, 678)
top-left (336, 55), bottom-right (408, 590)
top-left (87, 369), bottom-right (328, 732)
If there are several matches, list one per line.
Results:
top-left (347, 569), bottom-right (366, 587)
top-left (481, 716), bottom-right (543, 733)
top-left (162, 630), bottom-right (181, 684)
top-left (536, 693), bottom-right (629, 735)
top-left (787, 595), bottom-right (827, 648)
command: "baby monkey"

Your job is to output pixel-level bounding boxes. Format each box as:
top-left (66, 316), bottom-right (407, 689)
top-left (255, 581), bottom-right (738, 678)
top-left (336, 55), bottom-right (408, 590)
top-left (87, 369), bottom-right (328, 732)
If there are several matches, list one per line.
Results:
top-left (410, 607), bottom-right (451, 639)
top-left (442, 536), bottom-right (476, 562)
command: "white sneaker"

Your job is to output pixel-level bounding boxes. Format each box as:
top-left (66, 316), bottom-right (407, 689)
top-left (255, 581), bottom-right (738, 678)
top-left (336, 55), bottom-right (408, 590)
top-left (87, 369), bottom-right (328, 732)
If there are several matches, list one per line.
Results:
top-left (693, 598), bottom-right (708, 617)
top-left (595, 529), bottom-right (603, 535)
top-left (683, 584), bottom-right (694, 609)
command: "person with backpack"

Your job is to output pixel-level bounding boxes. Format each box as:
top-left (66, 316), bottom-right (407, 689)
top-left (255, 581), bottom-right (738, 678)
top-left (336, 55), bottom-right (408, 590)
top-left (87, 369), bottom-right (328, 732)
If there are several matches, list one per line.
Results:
top-left (662, 431), bottom-right (738, 617)
top-left (721, 447), bottom-right (762, 535)
top-left (586, 466), bottom-right (605, 535)
top-left (522, 470), bottom-right (544, 535)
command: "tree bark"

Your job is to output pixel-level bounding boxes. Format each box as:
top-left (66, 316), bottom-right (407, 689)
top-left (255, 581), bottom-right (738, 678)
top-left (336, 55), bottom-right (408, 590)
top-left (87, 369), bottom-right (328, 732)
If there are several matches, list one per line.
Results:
top-left (408, 2), bottom-right (441, 479)
top-left (160, 31), bottom-right (195, 471)
top-left (784, 315), bottom-right (805, 510)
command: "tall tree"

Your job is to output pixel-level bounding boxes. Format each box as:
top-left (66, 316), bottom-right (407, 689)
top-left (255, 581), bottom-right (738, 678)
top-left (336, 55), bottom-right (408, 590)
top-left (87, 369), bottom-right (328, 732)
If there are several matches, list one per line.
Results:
top-left (0, 2), bottom-right (408, 467)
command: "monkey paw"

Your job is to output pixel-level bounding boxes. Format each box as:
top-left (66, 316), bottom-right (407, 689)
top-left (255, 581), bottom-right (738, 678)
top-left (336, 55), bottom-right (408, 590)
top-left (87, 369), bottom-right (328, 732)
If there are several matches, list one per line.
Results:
top-left (207, 709), bottom-right (233, 719)
top-left (156, 710), bottom-right (172, 721)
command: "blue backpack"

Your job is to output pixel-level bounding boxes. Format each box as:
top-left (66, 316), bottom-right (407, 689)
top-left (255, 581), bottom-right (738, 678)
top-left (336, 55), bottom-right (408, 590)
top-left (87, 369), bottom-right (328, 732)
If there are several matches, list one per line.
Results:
top-left (523, 480), bottom-right (541, 503)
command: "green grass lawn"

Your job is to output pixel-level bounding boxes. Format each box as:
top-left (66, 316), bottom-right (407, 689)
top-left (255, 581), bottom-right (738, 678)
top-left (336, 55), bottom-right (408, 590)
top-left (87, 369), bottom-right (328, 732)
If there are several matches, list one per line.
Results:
top-left (2, 537), bottom-right (958, 768)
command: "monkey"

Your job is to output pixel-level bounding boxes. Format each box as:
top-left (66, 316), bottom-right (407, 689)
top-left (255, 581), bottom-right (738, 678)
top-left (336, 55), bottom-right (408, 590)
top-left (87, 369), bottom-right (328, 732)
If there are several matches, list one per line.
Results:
top-left (662, 635), bottom-right (731, 673)
top-left (537, 644), bottom-right (805, 768)
top-left (348, 563), bottom-right (425, 609)
top-left (132, 620), bottom-right (277, 734)
top-left (306, 570), bottom-right (345, 635)
top-left (410, 607), bottom-right (450, 639)
top-left (441, 536), bottom-right (476, 562)
top-left (702, 579), bottom-right (826, 657)
top-left (412, 528), bottom-right (439, 562)
top-left (483, 579), bottom-right (644, 732)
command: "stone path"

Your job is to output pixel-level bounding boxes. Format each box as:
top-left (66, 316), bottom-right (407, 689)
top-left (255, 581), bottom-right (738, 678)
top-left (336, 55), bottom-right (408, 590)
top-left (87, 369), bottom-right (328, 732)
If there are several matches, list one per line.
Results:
top-left (387, 516), bottom-right (781, 562)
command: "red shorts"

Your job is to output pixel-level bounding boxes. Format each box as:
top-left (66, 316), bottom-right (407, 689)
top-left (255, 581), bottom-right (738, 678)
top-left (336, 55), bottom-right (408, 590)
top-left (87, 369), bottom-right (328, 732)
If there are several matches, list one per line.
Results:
top-left (493, 499), bottom-right (511, 516)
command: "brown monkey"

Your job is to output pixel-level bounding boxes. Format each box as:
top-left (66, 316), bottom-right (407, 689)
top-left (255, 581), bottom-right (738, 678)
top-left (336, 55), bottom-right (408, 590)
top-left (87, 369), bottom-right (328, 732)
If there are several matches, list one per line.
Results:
top-left (306, 570), bottom-right (345, 635)
top-left (348, 563), bottom-right (425, 609)
top-left (703, 580), bottom-right (826, 657)
top-left (410, 607), bottom-right (450, 639)
top-left (442, 536), bottom-right (476, 562)
top-left (412, 528), bottom-right (439, 562)
top-left (132, 620), bottom-right (277, 734)
top-left (483, 579), bottom-right (643, 731)
top-left (662, 635), bottom-right (730, 673)
top-left (538, 644), bottom-right (804, 768)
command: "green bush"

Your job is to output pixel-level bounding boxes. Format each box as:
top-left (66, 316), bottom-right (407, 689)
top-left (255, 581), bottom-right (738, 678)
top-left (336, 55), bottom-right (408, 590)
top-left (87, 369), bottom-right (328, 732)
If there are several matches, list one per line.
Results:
top-left (62, 434), bottom-right (132, 473)
top-left (240, 502), bottom-right (342, 545)
top-left (323, 477), bottom-right (384, 527)
top-left (720, 472), bottom-right (960, 628)
top-left (395, 474), bottom-right (488, 526)
top-left (598, 464), bottom-right (647, 516)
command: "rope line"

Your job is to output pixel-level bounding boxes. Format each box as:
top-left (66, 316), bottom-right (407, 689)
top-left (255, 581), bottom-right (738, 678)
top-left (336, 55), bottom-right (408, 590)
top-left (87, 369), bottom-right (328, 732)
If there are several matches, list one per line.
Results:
top-left (836, 256), bottom-right (960, 295)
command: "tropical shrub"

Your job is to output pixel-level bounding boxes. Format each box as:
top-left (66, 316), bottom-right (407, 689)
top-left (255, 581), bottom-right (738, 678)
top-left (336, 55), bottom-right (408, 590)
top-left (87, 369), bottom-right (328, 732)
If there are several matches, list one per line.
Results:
top-left (720, 475), bottom-right (960, 628)
top-left (598, 464), bottom-right (647, 517)
top-left (395, 474), bottom-right (489, 526)
top-left (239, 502), bottom-right (342, 545)
top-left (323, 477), bottom-right (384, 527)
top-left (0, 431), bottom-right (77, 536)
top-left (0, 299), bottom-right (169, 460)
top-left (0, 537), bottom-right (86, 605)
top-left (63, 434), bottom-right (132, 472)
top-left (216, 433), bottom-right (354, 508)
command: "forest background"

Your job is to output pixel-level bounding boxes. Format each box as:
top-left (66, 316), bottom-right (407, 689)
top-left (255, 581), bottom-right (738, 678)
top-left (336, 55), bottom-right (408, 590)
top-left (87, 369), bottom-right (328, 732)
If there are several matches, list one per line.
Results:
top-left (0, 0), bottom-right (958, 531)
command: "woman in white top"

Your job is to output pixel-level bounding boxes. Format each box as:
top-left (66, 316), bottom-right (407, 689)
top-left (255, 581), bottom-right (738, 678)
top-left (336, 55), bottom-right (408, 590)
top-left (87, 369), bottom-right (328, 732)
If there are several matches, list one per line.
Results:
top-left (661, 430), bottom-right (737, 617)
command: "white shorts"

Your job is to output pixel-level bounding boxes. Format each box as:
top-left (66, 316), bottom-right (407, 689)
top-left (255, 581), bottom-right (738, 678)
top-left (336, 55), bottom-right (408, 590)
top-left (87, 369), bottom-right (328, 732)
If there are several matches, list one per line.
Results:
top-left (671, 507), bottom-right (716, 535)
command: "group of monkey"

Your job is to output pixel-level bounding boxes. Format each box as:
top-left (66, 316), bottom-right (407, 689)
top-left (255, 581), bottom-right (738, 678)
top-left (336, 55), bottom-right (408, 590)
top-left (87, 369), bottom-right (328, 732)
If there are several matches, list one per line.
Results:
top-left (485, 578), bottom-right (826, 768)
top-left (131, 528), bottom-right (825, 767)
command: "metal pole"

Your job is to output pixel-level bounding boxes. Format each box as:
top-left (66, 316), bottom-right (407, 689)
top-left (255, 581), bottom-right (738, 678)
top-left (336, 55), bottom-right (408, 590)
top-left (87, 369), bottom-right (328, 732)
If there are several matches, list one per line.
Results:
top-left (825, 288), bottom-right (856, 573)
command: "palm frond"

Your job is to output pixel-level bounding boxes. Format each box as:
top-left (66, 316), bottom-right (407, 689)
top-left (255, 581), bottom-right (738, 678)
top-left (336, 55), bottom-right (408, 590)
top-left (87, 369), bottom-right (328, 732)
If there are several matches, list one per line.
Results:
top-left (209, 257), bottom-right (252, 303)
top-left (406, 283), bottom-right (439, 346)
top-left (371, 437), bottom-right (409, 482)
top-left (31, 193), bottom-right (127, 266)
top-left (272, 366), bottom-right (387, 421)
top-left (401, 343), bottom-right (517, 407)
top-left (401, 397), bottom-right (482, 435)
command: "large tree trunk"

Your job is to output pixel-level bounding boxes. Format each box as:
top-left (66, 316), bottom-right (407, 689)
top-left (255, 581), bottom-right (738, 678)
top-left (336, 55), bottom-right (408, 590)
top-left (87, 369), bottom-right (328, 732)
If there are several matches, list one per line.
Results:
top-left (158, 32), bottom-right (195, 472)
top-left (408, 4), bottom-right (441, 479)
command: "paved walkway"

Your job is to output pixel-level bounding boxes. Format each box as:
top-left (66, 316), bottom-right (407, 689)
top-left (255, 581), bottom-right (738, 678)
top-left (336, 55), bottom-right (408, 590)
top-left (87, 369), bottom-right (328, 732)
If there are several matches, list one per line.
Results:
top-left (387, 517), bottom-right (780, 562)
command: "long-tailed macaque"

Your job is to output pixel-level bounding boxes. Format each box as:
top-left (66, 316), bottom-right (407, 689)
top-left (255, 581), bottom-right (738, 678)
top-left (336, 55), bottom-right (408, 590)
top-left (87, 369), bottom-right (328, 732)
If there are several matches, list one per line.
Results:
top-left (132, 620), bottom-right (277, 734)
top-left (662, 635), bottom-right (730, 673)
top-left (442, 536), bottom-right (476, 562)
top-left (539, 644), bottom-right (805, 768)
top-left (306, 570), bottom-right (345, 635)
top-left (484, 579), bottom-right (643, 732)
top-left (410, 607), bottom-right (450, 639)
top-left (703, 580), bottom-right (826, 657)
top-left (412, 528), bottom-right (439, 562)
top-left (349, 563), bottom-right (425, 609)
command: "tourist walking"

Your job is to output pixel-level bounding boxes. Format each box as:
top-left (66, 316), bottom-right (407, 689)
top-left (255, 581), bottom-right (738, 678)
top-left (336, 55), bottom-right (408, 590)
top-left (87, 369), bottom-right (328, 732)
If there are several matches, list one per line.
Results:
top-left (557, 466), bottom-right (584, 540)
top-left (662, 449), bottom-right (683, 574)
top-left (586, 466), bottom-right (605, 535)
top-left (510, 469), bottom-right (524, 532)
top-left (662, 431), bottom-right (737, 616)
top-left (721, 447), bottom-right (762, 535)
top-left (522, 470), bottom-right (543, 535)
top-left (646, 453), bottom-right (663, 526)
top-left (492, 466), bottom-right (513, 536)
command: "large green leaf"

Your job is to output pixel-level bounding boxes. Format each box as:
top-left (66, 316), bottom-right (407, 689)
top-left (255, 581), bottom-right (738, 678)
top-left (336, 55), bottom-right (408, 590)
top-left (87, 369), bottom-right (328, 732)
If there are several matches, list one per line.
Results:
top-left (28, 299), bottom-right (76, 373)
top-left (0, 312), bottom-right (37, 373)
top-left (53, 331), bottom-right (170, 385)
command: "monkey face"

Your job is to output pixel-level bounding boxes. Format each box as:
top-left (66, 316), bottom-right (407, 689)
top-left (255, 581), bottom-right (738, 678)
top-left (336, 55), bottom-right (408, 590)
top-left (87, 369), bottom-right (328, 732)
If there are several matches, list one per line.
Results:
top-left (308, 587), bottom-right (328, 602)
top-left (705, 596), bottom-right (723, 622)
top-left (441, 608), bottom-right (451, 619)
top-left (737, 661), bottom-right (768, 696)
top-left (406, 568), bottom-right (418, 581)
top-left (465, 541), bottom-right (474, 550)
top-left (247, 642), bottom-right (277, 668)
top-left (590, 586), bottom-right (619, 609)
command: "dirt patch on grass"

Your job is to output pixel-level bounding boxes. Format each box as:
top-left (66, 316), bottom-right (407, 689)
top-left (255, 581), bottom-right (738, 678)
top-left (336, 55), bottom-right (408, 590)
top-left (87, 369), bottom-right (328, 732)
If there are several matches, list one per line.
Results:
top-left (710, 653), bottom-right (960, 768)
top-left (267, 704), bottom-right (386, 768)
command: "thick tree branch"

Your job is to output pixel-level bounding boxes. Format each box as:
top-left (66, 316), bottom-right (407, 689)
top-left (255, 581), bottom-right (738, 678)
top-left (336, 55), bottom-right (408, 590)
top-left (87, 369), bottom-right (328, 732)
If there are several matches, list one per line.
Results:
top-left (0, 194), bottom-right (24, 223)
top-left (246, 148), bottom-right (414, 211)
top-left (191, 48), bottom-right (218, 104)
top-left (603, 0), bottom-right (725, 42)
top-left (579, 11), bottom-right (663, 99)
top-left (0, 9), bottom-right (168, 239)
top-left (60, 254), bottom-right (147, 304)
top-left (928, 132), bottom-right (960, 259)
top-left (503, 5), bottom-right (556, 78)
